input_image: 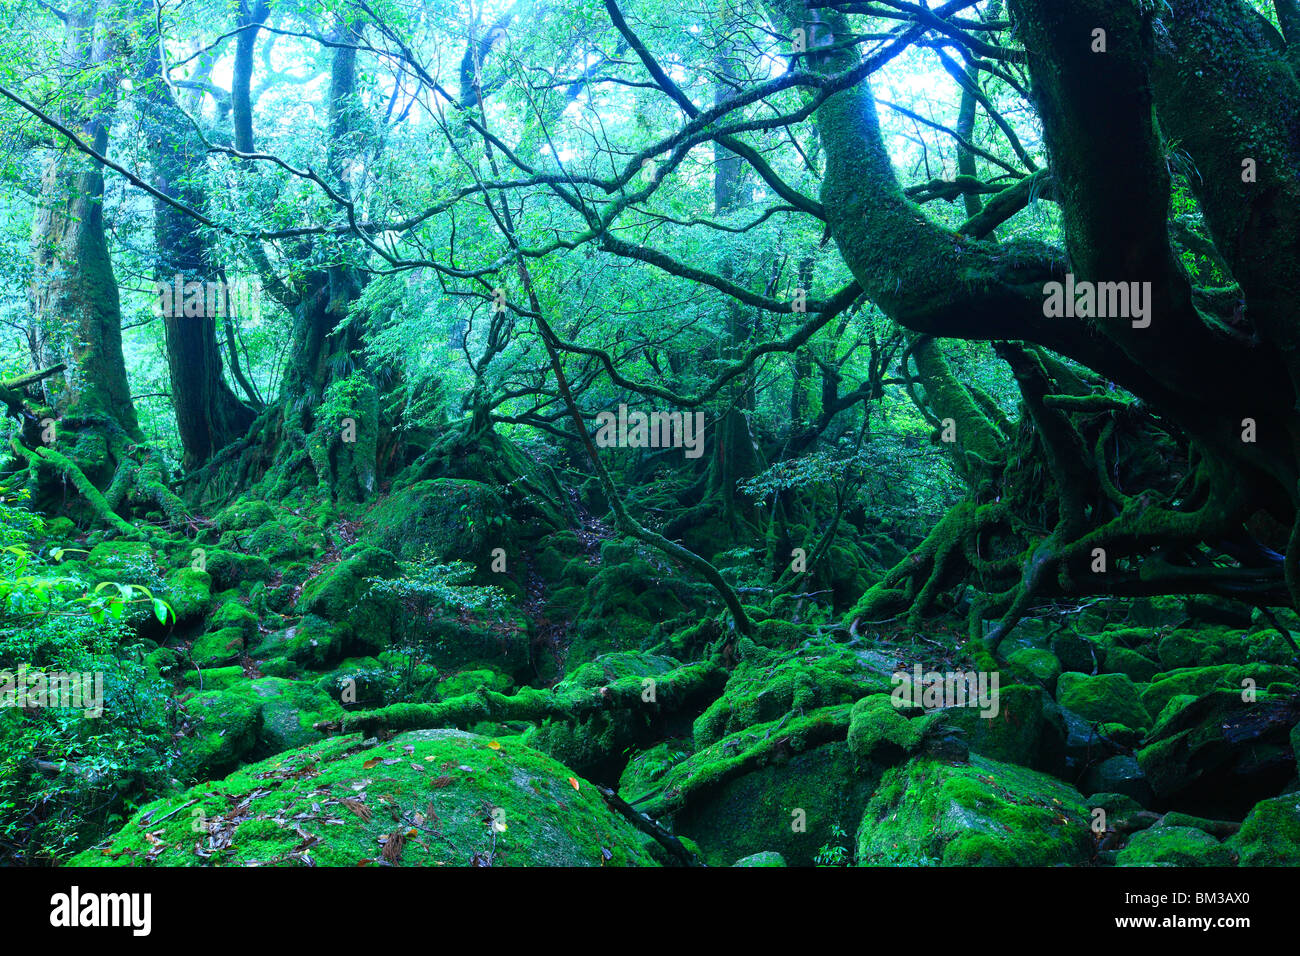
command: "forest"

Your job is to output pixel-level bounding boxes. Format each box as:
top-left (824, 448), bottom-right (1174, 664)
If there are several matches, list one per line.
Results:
top-left (0, 0), bottom-right (1297, 871)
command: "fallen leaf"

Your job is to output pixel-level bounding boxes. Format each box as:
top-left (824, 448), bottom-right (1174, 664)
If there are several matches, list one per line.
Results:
top-left (363, 757), bottom-right (382, 770)
top-left (568, 777), bottom-right (580, 791)
top-left (488, 740), bottom-right (501, 750)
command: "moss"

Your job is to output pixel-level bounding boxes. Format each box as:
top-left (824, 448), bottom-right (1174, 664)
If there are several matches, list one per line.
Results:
top-left (190, 627), bottom-right (245, 667)
top-left (693, 640), bottom-right (893, 748)
top-left (1116, 826), bottom-right (1235, 867)
top-left (244, 677), bottom-right (346, 756)
top-left (437, 668), bottom-right (514, 699)
top-left (1005, 647), bottom-right (1062, 687)
top-left (662, 732), bottom-right (877, 867)
top-left (733, 851), bottom-right (787, 866)
top-left (1229, 795), bottom-right (1300, 866)
top-left (178, 688), bottom-right (261, 777)
top-left (72, 730), bottom-right (660, 867)
top-left (212, 600), bottom-right (259, 640)
top-left (856, 755), bottom-right (1092, 866)
top-left (254, 616), bottom-right (352, 669)
top-left (360, 479), bottom-right (510, 564)
top-left (617, 740), bottom-right (692, 806)
top-left (846, 694), bottom-right (938, 764)
top-left (1056, 672), bottom-right (1151, 732)
top-left (203, 549), bottom-right (274, 589)
top-left (939, 684), bottom-right (1048, 767)
top-left (1103, 646), bottom-right (1161, 683)
top-left (161, 568), bottom-right (213, 625)
top-left (300, 547), bottom-right (398, 652)
top-left (88, 539), bottom-right (156, 570)
top-left (180, 665), bottom-right (245, 690)
top-left (214, 499), bottom-right (275, 533)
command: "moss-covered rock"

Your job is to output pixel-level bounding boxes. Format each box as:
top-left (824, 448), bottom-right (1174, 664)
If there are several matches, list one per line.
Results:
top-left (733, 851), bottom-right (787, 866)
top-left (162, 568), bottom-right (212, 624)
top-left (846, 694), bottom-right (939, 764)
top-left (300, 547), bottom-right (399, 654)
top-left (1116, 825), bottom-right (1234, 867)
top-left (72, 730), bottom-right (661, 867)
top-left (190, 627), bottom-right (245, 667)
top-left (1103, 646), bottom-right (1161, 683)
top-left (1056, 671), bottom-right (1151, 732)
top-left (1137, 691), bottom-right (1299, 815)
top-left (203, 548), bottom-right (274, 589)
top-left (693, 640), bottom-right (893, 748)
top-left (856, 755), bottom-right (1092, 866)
top-left (361, 479), bottom-right (509, 564)
top-left (1005, 647), bottom-right (1061, 687)
top-left (178, 689), bottom-right (261, 776)
top-left (939, 684), bottom-right (1047, 767)
top-left (1229, 795), bottom-right (1300, 866)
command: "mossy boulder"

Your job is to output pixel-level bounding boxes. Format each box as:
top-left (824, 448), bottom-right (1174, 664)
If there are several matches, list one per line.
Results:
top-left (178, 688), bottom-right (261, 776)
top-left (1103, 646), bottom-right (1161, 683)
top-left (72, 730), bottom-right (661, 867)
top-left (856, 754), bottom-right (1092, 866)
top-left (734, 851), bottom-right (787, 866)
top-left (1079, 755), bottom-right (1154, 806)
top-left (938, 684), bottom-right (1047, 767)
top-left (847, 694), bottom-right (939, 764)
top-left (87, 539), bottom-right (156, 572)
top-left (214, 499), bottom-right (276, 533)
top-left (667, 734), bottom-right (878, 867)
top-left (1050, 631), bottom-right (1103, 674)
top-left (1056, 672), bottom-right (1150, 732)
top-left (1116, 825), bottom-right (1234, 867)
top-left (300, 547), bottom-right (399, 653)
top-left (438, 668), bottom-right (514, 699)
top-left (693, 641), bottom-right (893, 748)
top-left (1229, 795), bottom-right (1300, 865)
top-left (162, 568), bottom-right (212, 624)
top-left (245, 677), bottom-right (346, 756)
top-left (211, 600), bottom-right (259, 641)
top-left (1137, 691), bottom-right (1299, 815)
top-left (1005, 647), bottom-right (1062, 687)
top-left (190, 627), bottom-right (245, 667)
top-left (203, 548), bottom-right (274, 589)
top-left (361, 479), bottom-right (509, 563)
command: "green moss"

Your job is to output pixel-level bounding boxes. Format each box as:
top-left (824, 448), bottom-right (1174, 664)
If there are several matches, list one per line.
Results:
top-left (1230, 795), bottom-right (1300, 866)
top-left (438, 668), bottom-right (514, 699)
top-left (360, 479), bottom-right (509, 564)
top-left (1056, 672), bottom-right (1151, 732)
top-left (162, 568), bottom-right (213, 625)
top-left (846, 694), bottom-right (937, 764)
top-left (693, 640), bottom-right (893, 748)
top-left (178, 688), bottom-right (261, 777)
top-left (1005, 647), bottom-right (1062, 687)
top-left (190, 627), bottom-right (245, 667)
top-left (939, 684), bottom-right (1047, 767)
top-left (71, 730), bottom-right (661, 867)
top-left (212, 600), bottom-right (259, 640)
top-left (1116, 826), bottom-right (1234, 867)
top-left (856, 755), bottom-right (1092, 866)
top-left (733, 851), bottom-right (787, 866)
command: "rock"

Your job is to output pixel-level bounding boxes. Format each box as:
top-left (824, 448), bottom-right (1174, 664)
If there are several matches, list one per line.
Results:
top-left (1117, 826), bottom-right (1234, 867)
top-left (361, 478), bottom-right (508, 563)
top-left (856, 755), bottom-right (1093, 866)
top-left (246, 677), bottom-right (346, 755)
top-left (692, 640), bottom-right (892, 748)
top-left (190, 627), bottom-right (245, 667)
top-left (178, 689), bottom-right (261, 776)
top-left (733, 851), bottom-right (786, 867)
top-left (1229, 795), bottom-right (1300, 865)
top-left (1080, 756), bottom-right (1154, 806)
top-left (847, 694), bottom-right (938, 763)
top-left (1137, 691), bottom-right (1300, 816)
top-left (161, 568), bottom-right (212, 625)
top-left (202, 548), bottom-right (274, 589)
top-left (1051, 631), bottom-right (1103, 674)
top-left (1103, 646), bottom-right (1160, 683)
top-left (71, 730), bottom-right (661, 867)
top-left (939, 684), bottom-right (1046, 767)
top-left (1039, 699), bottom-right (1120, 778)
top-left (668, 737), bottom-right (878, 867)
top-left (1056, 672), bottom-right (1151, 732)
top-left (1005, 648), bottom-right (1062, 687)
